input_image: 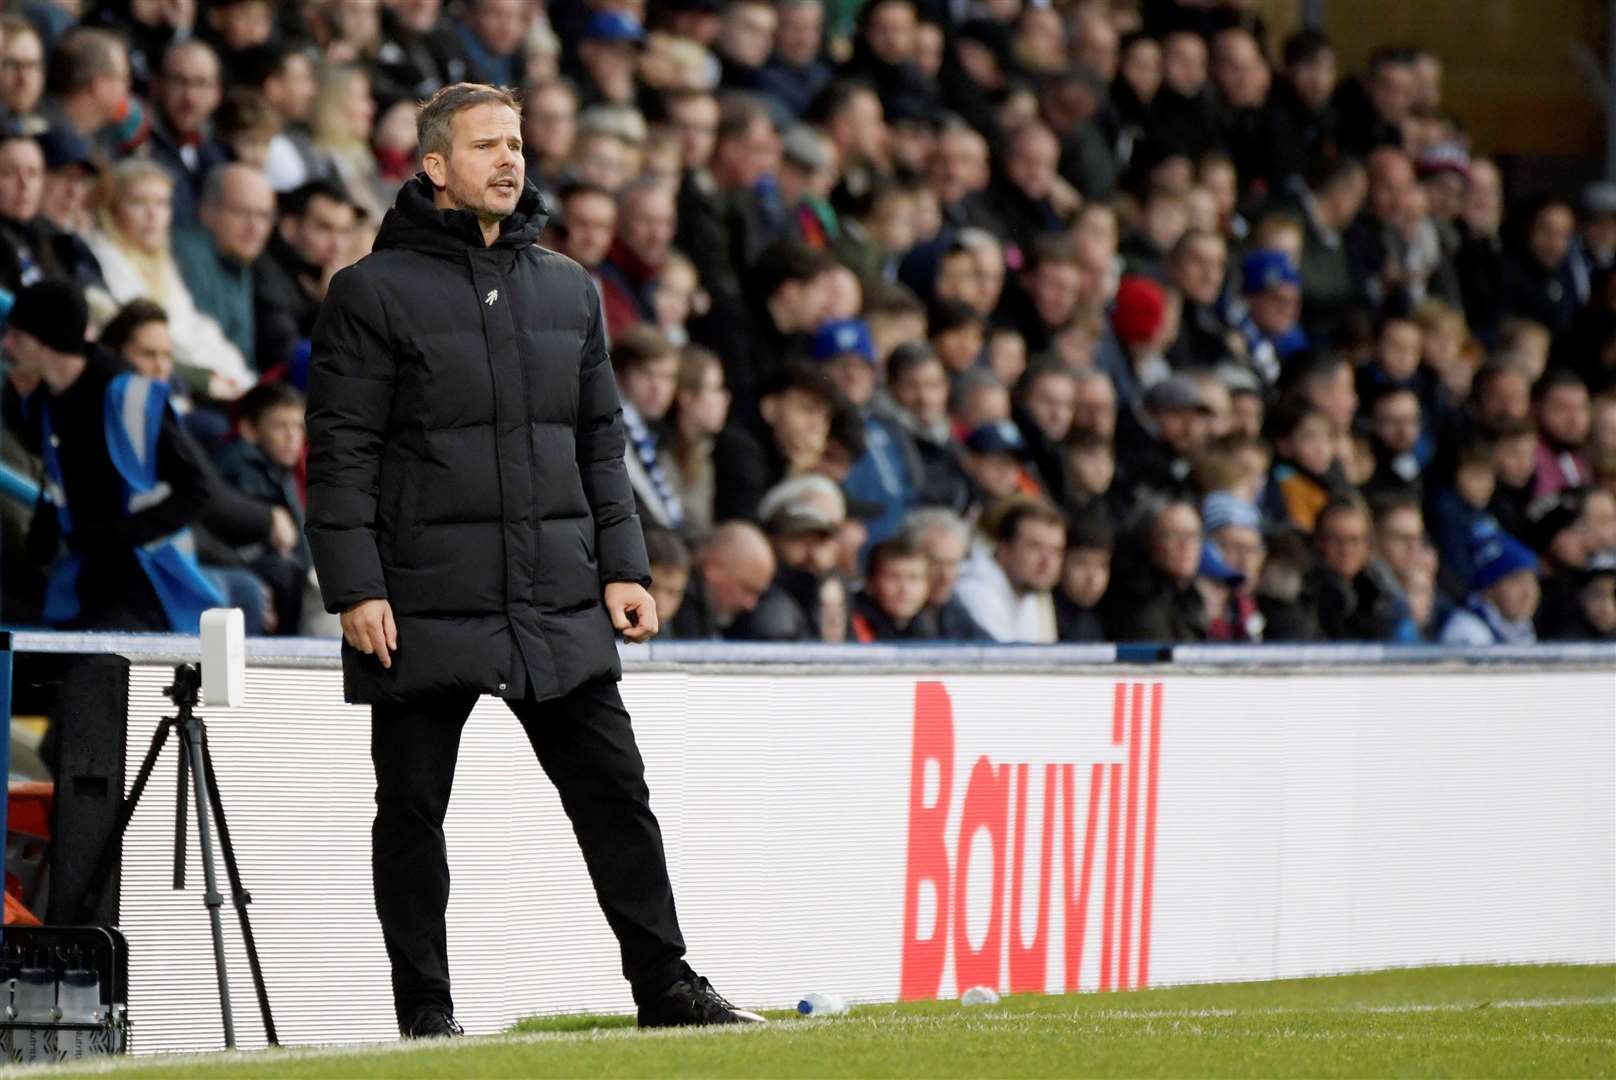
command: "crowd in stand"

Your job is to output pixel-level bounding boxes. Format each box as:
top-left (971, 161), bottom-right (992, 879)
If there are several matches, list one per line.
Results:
top-left (2, 0), bottom-right (1615, 645)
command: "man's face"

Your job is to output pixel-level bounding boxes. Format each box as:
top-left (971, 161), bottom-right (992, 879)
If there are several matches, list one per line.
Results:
top-left (865, 0), bottom-right (916, 65)
top-left (668, 95), bottom-right (719, 171)
top-left (1373, 392), bottom-right (1421, 455)
top-left (159, 44), bottom-right (221, 135)
top-left (1493, 433), bottom-right (1537, 488)
top-left (1152, 405), bottom-right (1211, 457)
top-left (1006, 128), bottom-right (1058, 202)
top-left (91, 43), bottom-right (132, 117)
top-left (1213, 30), bottom-right (1269, 109)
top-left (619, 185), bottom-right (676, 267)
top-left (1370, 61), bottom-right (1415, 123)
top-left (0, 139), bottom-right (44, 221)
top-left (119, 319), bottom-right (174, 383)
top-left (523, 85), bottom-right (576, 165)
top-left (999, 518), bottom-right (1064, 594)
top-left (1172, 235), bottom-right (1226, 307)
top-left (773, 528), bottom-right (839, 576)
top-left (774, 272), bottom-right (832, 333)
top-left (271, 52), bottom-right (317, 123)
top-left (931, 129), bottom-right (987, 206)
top-left (934, 251), bottom-right (986, 311)
top-left (1249, 283), bottom-right (1300, 336)
top-left (428, 102), bottom-right (524, 224)
top-left (1539, 384), bottom-right (1591, 447)
top-left (212, 0), bottom-right (273, 50)
top-left (562, 191), bottom-right (616, 268)
top-left (964, 449), bottom-right (1022, 500)
top-left (0, 28), bottom-right (45, 117)
top-left (892, 358), bottom-right (948, 427)
top-left (719, 1), bottom-right (777, 68)
top-left (1317, 509), bottom-right (1371, 579)
top-left (1308, 364), bottom-right (1358, 432)
top-left (204, 169), bottom-right (275, 263)
top-left (1477, 371), bottom-right (1530, 430)
top-left (1071, 378), bottom-right (1116, 440)
top-left (40, 164), bottom-right (94, 230)
top-left (247, 404), bottom-right (306, 469)
top-left (1162, 32), bottom-right (1207, 96)
top-left (471, 0), bottom-right (529, 55)
top-left (716, 114), bottom-right (781, 192)
top-left (1212, 524), bottom-right (1263, 597)
top-left (1067, 446), bottom-right (1113, 496)
top-left (1377, 321), bottom-right (1422, 379)
top-left (706, 551), bottom-right (774, 619)
top-left (1151, 505), bottom-right (1202, 584)
top-left (762, 387), bottom-right (832, 459)
top-left (1025, 372), bottom-right (1076, 443)
top-left (1027, 260), bottom-right (1081, 328)
top-left (824, 354), bottom-right (875, 407)
top-left (871, 554), bottom-right (930, 623)
top-left (1290, 49), bottom-right (1336, 109)
top-left (775, 1), bottom-right (824, 67)
top-left (917, 525), bottom-right (966, 605)
top-left (1061, 547), bottom-right (1110, 608)
top-left (1374, 506), bottom-right (1424, 580)
top-left (287, 194), bottom-right (356, 268)
top-left (622, 353), bottom-right (679, 421)
top-left (579, 40), bottom-right (637, 106)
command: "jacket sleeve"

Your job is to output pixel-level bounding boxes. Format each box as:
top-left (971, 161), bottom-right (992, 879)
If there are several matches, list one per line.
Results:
top-left (305, 267), bottom-right (394, 614)
top-left (575, 284), bottom-right (651, 587)
top-left (88, 407), bottom-right (212, 555)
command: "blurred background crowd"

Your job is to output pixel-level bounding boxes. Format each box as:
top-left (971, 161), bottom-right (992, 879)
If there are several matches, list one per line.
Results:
top-left (1, 0), bottom-right (1614, 646)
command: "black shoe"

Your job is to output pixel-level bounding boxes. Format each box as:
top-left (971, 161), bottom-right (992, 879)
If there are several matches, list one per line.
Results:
top-left (637, 973), bottom-right (766, 1028)
top-left (402, 1008), bottom-right (464, 1039)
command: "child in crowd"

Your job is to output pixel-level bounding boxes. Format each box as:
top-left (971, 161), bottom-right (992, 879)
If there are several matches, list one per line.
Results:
top-left (214, 381), bottom-right (311, 633)
top-left (1264, 400), bottom-right (1340, 533)
top-left (1054, 518), bottom-right (1112, 642)
top-left (1427, 435), bottom-right (1498, 598)
top-left (929, 299), bottom-right (986, 378)
top-left (1440, 524), bottom-right (1540, 645)
top-left (850, 537), bottom-right (937, 640)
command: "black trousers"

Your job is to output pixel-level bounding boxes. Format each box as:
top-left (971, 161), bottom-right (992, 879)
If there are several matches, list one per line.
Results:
top-left (370, 678), bottom-right (688, 1026)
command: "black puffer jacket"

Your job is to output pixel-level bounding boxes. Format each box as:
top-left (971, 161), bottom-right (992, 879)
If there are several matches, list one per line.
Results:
top-left (306, 175), bottom-right (649, 704)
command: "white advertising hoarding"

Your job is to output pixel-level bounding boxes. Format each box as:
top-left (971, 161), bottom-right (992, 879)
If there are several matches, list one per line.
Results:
top-left (115, 665), bottom-right (1615, 1054)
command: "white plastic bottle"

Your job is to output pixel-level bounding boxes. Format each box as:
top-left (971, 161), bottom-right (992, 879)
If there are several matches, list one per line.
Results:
top-left (57, 951), bottom-right (101, 1024)
top-left (12, 953), bottom-right (56, 1022)
top-left (960, 985), bottom-right (1000, 1006)
top-left (797, 992), bottom-right (849, 1016)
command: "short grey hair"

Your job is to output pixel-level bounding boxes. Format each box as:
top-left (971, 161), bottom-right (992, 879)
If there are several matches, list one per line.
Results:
top-left (902, 508), bottom-right (971, 549)
top-left (416, 82), bottom-right (522, 161)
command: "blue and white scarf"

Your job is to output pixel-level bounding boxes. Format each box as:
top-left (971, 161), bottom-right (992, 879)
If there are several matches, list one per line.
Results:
top-left (622, 401), bottom-right (683, 530)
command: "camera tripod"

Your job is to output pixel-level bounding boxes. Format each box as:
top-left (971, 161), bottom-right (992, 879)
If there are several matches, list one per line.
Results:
top-left (75, 664), bottom-right (277, 1049)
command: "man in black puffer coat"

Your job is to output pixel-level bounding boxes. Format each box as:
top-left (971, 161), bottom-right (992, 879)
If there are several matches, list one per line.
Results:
top-left (306, 83), bottom-right (761, 1039)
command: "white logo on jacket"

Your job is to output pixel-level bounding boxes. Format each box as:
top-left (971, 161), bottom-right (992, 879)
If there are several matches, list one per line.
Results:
top-left (484, 289), bottom-right (499, 306)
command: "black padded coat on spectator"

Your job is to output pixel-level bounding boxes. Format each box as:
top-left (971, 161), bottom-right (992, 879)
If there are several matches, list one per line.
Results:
top-left (306, 175), bottom-right (650, 705)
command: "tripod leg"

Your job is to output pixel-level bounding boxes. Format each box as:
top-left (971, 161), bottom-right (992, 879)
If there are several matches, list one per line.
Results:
top-left (74, 719), bottom-right (175, 925)
top-left (199, 729), bottom-right (278, 1046)
top-left (180, 714), bottom-right (236, 1050)
top-left (174, 741), bottom-right (189, 891)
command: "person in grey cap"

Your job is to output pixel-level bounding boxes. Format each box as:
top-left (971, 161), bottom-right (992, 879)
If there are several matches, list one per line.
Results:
top-left (1116, 373), bottom-right (1214, 504)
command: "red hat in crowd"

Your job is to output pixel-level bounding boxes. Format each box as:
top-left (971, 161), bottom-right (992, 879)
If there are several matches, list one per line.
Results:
top-left (1111, 275), bottom-right (1166, 347)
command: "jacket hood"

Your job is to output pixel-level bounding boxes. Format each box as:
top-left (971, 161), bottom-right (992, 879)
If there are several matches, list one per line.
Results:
top-left (373, 173), bottom-right (550, 257)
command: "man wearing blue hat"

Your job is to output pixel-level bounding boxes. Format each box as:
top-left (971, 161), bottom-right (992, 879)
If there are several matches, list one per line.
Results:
top-left (1235, 248), bottom-right (1309, 383)
top-left (960, 418), bottom-right (1032, 513)
top-left (811, 316), bottom-right (919, 549)
top-left (577, 11), bottom-right (646, 108)
top-left (1440, 523), bottom-right (1540, 645)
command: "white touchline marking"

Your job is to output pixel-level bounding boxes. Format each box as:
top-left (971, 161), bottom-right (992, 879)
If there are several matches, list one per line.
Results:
top-left (10, 996), bottom-right (1613, 1077)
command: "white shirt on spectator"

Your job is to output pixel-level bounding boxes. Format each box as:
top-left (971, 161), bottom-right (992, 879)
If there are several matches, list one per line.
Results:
top-left (954, 540), bottom-right (1057, 644)
top-left (86, 231), bottom-right (255, 389)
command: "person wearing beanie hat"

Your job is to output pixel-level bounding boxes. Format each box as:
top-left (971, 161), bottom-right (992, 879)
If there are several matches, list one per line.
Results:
top-left (1233, 248), bottom-right (1309, 383)
top-left (1440, 522), bottom-right (1540, 645)
top-left (1096, 273), bottom-right (1179, 415)
top-left (5, 279), bottom-right (222, 632)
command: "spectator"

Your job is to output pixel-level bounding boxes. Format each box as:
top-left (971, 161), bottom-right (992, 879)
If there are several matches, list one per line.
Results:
top-left (214, 382), bottom-right (312, 634)
top-left (1428, 435), bottom-right (1498, 597)
top-left (886, 341), bottom-right (969, 512)
top-left (812, 317), bottom-right (918, 546)
top-left (35, 127), bottom-right (98, 236)
top-left (713, 360), bottom-right (838, 521)
top-left (850, 535), bottom-right (937, 641)
top-left (1055, 517), bottom-right (1112, 643)
top-left (236, 42), bottom-right (320, 192)
top-left (212, 87), bottom-right (280, 169)
top-left (670, 520), bottom-right (777, 638)
top-left (86, 158), bottom-right (254, 396)
top-left (40, 27), bottom-right (144, 161)
top-left (1235, 249), bottom-right (1308, 384)
top-left (1013, 364), bottom-right (1078, 502)
top-left (644, 526), bottom-right (692, 633)
top-left (146, 40), bottom-right (227, 228)
top-left (959, 418), bottom-right (1033, 512)
top-left (1291, 155), bottom-right (1368, 344)
top-left (1165, 228), bottom-right (1234, 370)
top-left (1440, 523), bottom-right (1539, 645)
top-left (666, 346), bottom-right (730, 538)
top-left (729, 473), bottom-right (847, 641)
top-left (522, 80), bottom-right (578, 198)
top-left (1118, 374), bottom-right (1215, 505)
top-left (555, 179), bottom-right (618, 273)
top-left (1539, 561), bottom-right (1616, 641)
top-left (1532, 368), bottom-right (1592, 497)
top-left (253, 177), bottom-right (356, 373)
top-left (1202, 491), bottom-right (1267, 639)
top-left (902, 507), bottom-right (991, 640)
top-left (1101, 497), bottom-right (1208, 643)
top-left (1070, 369), bottom-right (1119, 442)
top-left (173, 163), bottom-right (275, 373)
top-left (955, 495), bottom-right (1065, 643)
top-left (759, 0), bottom-right (832, 119)
top-left (0, 16), bottom-right (47, 134)
top-left (601, 178), bottom-right (678, 338)
top-left (612, 326), bottom-right (685, 531)
top-left (1308, 493), bottom-right (1420, 641)
top-left (457, 0), bottom-right (530, 88)
top-left (1503, 197), bottom-right (1579, 338)
top-left (716, 238), bottom-right (836, 415)
top-left (1062, 429), bottom-right (1118, 533)
top-left (575, 11), bottom-right (643, 108)
top-left (1265, 399), bottom-right (1343, 533)
top-left (310, 64), bottom-right (385, 221)
top-left (1362, 386), bottom-right (1426, 500)
top-left (1097, 273), bottom-right (1176, 414)
top-left (10, 280), bottom-right (220, 631)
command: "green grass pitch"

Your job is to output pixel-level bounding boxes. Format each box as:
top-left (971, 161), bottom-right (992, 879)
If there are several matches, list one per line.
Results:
top-left (21, 964), bottom-right (1615, 1078)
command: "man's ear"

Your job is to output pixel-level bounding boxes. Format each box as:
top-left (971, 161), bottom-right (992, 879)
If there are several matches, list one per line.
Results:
top-left (422, 150), bottom-right (449, 189)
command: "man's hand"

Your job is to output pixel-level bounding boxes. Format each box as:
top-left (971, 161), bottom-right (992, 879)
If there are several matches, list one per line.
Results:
top-left (341, 597), bottom-right (397, 668)
top-left (269, 506), bottom-right (299, 555)
top-left (605, 582), bottom-right (659, 644)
